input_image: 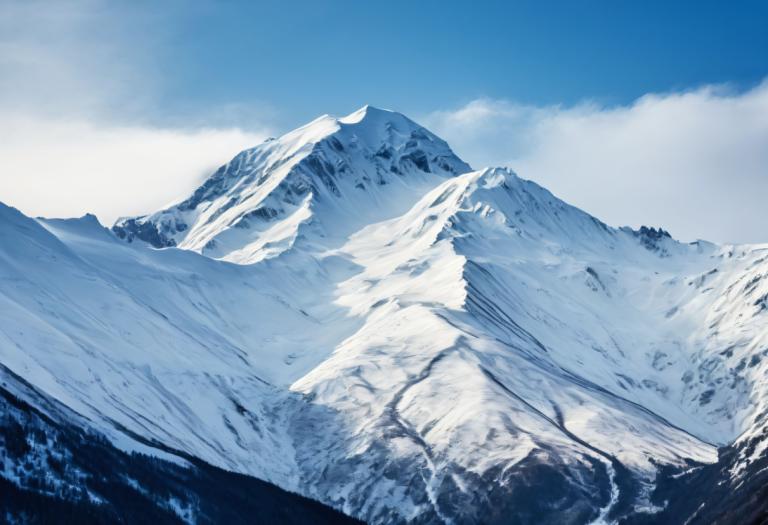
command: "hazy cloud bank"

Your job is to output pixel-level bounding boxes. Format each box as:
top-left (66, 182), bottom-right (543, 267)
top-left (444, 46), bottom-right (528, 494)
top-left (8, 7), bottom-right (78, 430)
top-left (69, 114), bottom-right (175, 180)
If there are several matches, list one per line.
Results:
top-left (424, 82), bottom-right (768, 244)
top-left (0, 0), bottom-right (271, 224)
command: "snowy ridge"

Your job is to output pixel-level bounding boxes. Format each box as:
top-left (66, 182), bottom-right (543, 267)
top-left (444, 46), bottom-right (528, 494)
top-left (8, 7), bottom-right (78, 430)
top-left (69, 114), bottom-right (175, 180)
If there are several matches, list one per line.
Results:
top-left (2, 107), bottom-right (768, 524)
top-left (114, 106), bottom-right (470, 264)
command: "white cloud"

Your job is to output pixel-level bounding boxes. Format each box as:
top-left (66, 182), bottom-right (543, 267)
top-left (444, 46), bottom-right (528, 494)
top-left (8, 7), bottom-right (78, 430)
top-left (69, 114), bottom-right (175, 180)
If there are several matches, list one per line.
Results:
top-left (0, 0), bottom-right (273, 225)
top-left (423, 83), bottom-right (768, 244)
top-left (0, 116), bottom-right (267, 224)
top-left (0, 0), bottom-right (159, 119)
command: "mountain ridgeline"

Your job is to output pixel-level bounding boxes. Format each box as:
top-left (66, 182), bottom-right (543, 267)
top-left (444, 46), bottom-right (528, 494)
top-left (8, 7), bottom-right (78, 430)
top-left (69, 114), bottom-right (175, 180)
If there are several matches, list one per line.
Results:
top-left (1, 106), bottom-right (767, 524)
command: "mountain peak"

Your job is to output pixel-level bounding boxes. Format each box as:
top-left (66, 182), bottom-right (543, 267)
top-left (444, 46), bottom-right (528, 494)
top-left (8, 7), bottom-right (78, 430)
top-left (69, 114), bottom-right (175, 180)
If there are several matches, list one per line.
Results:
top-left (339, 104), bottom-right (388, 123)
top-left (281, 106), bottom-right (415, 149)
top-left (113, 107), bottom-right (471, 262)
top-left (337, 104), bottom-right (402, 126)
top-left (333, 105), bottom-right (441, 151)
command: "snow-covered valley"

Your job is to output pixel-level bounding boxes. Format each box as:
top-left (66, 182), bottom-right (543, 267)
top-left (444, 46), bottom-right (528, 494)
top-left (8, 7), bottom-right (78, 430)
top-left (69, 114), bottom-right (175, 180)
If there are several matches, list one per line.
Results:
top-left (1, 106), bottom-right (766, 524)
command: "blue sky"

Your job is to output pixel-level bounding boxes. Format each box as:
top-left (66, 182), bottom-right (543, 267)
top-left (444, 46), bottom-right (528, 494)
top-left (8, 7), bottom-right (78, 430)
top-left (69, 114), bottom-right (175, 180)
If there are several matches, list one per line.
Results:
top-left (0, 0), bottom-right (767, 242)
top-left (172, 1), bottom-right (768, 122)
top-left (95, 0), bottom-right (768, 127)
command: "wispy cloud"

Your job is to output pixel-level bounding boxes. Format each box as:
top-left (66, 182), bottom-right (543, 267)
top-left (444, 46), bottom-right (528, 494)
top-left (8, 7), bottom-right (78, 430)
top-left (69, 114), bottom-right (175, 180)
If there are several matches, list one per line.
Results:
top-left (0, 0), bottom-right (272, 224)
top-left (423, 82), bottom-right (768, 244)
top-left (0, 116), bottom-right (267, 222)
top-left (0, 0), bottom-right (158, 118)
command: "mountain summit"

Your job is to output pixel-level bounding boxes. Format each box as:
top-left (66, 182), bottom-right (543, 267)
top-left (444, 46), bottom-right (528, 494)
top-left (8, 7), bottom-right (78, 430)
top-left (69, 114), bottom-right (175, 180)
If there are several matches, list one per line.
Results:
top-left (2, 108), bottom-right (767, 524)
top-left (113, 106), bottom-right (470, 263)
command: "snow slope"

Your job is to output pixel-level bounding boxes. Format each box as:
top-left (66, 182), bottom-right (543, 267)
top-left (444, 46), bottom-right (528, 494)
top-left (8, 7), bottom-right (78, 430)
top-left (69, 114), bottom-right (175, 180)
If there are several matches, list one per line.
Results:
top-left (113, 106), bottom-right (470, 264)
top-left (1, 106), bottom-right (767, 524)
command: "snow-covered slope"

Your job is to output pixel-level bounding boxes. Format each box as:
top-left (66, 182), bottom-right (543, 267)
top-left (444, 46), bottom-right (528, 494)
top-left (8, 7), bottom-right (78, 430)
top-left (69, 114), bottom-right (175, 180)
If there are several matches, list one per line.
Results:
top-left (1, 106), bottom-right (766, 524)
top-left (0, 365), bottom-right (362, 524)
top-left (113, 106), bottom-right (470, 264)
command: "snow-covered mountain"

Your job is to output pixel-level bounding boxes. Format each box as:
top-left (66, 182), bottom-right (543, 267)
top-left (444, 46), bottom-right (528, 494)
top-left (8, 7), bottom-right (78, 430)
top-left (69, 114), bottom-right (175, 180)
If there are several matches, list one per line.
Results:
top-left (1, 106), bottom-right (766, 524)
top-left (113, 106), bottom-right (469, 264)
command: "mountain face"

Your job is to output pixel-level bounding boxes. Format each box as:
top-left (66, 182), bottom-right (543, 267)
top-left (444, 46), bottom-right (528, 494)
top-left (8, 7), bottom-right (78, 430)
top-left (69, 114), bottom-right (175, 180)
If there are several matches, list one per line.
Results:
top-left (113, 106), bottom-right (470, 264)
top-left (1, 106), bottom-right (767, 524)
top-left (0, 366), bottom-right (362, 525)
